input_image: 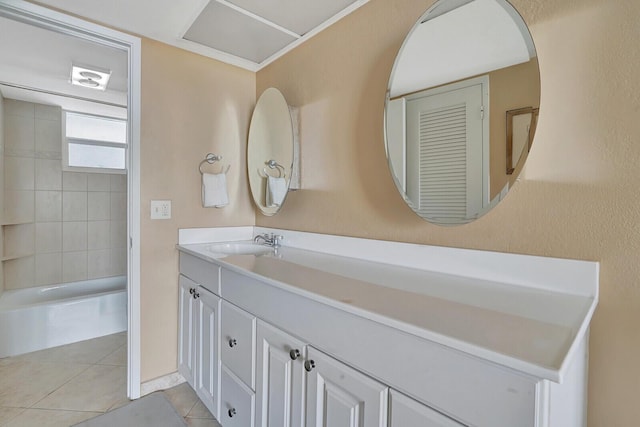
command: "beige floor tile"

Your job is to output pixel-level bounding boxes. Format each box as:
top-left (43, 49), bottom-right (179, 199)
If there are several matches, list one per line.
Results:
top-left (163, 383), bottom-right (199, 417)
top-left (0, 407), bottom-right (25, 425)
top-left (22, 333), bottom-right (126, 365)
top-left (5, 408), bottom-right (101, 427)
top-left (32, 365), bottom-right (126, 412)
top-left (185, 417), bottom-right (222, 427)
top-left (0, 360), bottom-right (90, 408)
top-left (96, 344), bottom-right (127, 366)
top-left (187, 400), bottom-right (214, 419)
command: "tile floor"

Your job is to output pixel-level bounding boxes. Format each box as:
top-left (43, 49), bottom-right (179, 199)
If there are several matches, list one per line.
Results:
top-left (0, 332), bottom-right (221, 427)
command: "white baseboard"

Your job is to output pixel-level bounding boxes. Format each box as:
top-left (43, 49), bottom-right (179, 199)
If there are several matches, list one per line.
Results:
top-left (140, 372), bottom-right (186, 397)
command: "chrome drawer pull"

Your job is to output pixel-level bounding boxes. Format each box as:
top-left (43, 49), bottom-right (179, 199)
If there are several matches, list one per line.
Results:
top-left (228, 407), bottom-right (237, 417)
top-left (289, 349), bottom-right (301, 360)
top-left (304, 360), bottom-right (316, 372)
top-left (228, 338), bottom-right (237, 348)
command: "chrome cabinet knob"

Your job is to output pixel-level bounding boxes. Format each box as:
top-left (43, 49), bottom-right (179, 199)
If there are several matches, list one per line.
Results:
top-left (289, 349), bottom-right (301, 360)
top-left (189, 287), bottom-right (195, 294)
top-left (304, 360), bottom-right (316, 372)
top-left (228, 338), bottom-right (237, 348)
top-left (228, 408), bottom-right (237, 418)
top-left (192, 291), bottom-right (199, 299)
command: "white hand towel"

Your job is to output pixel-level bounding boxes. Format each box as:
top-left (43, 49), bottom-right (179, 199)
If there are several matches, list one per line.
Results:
top-left (266, 176), bottom-right (287, 207)
top-left (202, 172), bottom-right (229, 208)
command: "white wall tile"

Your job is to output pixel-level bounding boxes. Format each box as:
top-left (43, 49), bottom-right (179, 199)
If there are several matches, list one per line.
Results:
top-left (4, 256), bottom-right (34, 290)
top-left (62, 172), bottom-right (87, 191)
top-left (3, 223), bottom-right (34, 258)
top-left (88, 221), bottom-right (110, 250)
top-left (88, 192), bottom-right (110, 221)
top-left (110, 220), bottom-right (127, 249)
top-left (5, 115), bottom-right (35, 153)
top-left (110, 192), bottom-right (127, 221)
top-left (62, 251), bottom-right (87, 282)
top-left (62, 221), bottom-right (87, 252)
top-left (4, 190), bottom-right (34, 223)
top-left (35, 222), bottom-right (62, 254)
top-left (110, 174), bottom-right (127, 192)
top-left (5, 156), bottom-right (34, 190)
top-left (62, 191), bottom-right (87, 221)
top-left (88, 174), bottom-right (110, 191)
top-left (35, 158), bottom-right (62, 191)
top-left (35, 118), bottom-right (61, 153)
top-left (35, 191), bottom-right (62, 222)
top-left (5, 99), bottom-right (35, 118)
top-left (35, 253), bottom-right (62, 286)
top-left (88, 249), bottom-right (111, 279)
top-left (110, 248), bottom-right (127, 276)
top-left (35, 105), bottom-right (61, 121)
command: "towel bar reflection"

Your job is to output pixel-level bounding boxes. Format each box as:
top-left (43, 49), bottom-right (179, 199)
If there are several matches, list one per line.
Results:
top-left (199, 153), bottom-right (230, 175)
top-left (259, 159), bottom-right (285, 178)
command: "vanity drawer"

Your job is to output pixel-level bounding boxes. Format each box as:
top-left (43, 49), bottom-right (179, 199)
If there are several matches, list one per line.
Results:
top-left (221, 300), bottom-right (256, 389)
top-left (220, 365), bottom-right (255, 427)
top-left (179, 253), bottom-right (221, 295)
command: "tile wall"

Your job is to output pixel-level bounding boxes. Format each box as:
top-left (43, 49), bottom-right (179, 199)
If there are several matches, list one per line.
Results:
top-left (2, 99), bottom-right (127, 290)
top-left (0, 92), bottom-right (4, 294)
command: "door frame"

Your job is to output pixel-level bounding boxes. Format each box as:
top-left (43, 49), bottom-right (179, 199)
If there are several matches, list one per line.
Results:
top-left (0, 0), bottom-right (143, 399)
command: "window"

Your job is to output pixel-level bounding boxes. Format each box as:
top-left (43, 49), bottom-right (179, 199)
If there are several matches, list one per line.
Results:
top-left (63, 111), bottom-right (127, 172)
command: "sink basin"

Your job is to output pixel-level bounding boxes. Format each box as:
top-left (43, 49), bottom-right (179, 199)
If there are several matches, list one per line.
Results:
top-left (204, 241), bottom-right (274, 257)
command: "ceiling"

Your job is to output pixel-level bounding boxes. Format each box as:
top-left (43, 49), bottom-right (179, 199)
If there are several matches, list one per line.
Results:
top-left (390, 0), bottom-right (537, 97)
top-left (0, 0), bottom-right (369, 115)
top-left (30, 0), bottom-right (370, 71)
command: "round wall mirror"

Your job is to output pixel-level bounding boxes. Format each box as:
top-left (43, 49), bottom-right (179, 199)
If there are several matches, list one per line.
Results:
top-left (248, 87), bottom-right (294, 216)
top-left (385, 0), bottom-right (540, 225)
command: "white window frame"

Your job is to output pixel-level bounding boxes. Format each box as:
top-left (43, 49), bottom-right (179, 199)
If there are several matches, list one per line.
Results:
top-left (62, 110), bottom-right (128, 174)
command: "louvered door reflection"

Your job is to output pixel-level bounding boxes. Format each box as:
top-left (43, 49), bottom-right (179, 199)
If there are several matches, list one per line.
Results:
top-left (406, 81), bottom-right (485, 224)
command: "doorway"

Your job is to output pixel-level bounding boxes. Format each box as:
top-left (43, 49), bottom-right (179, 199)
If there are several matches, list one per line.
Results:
top-left (0, 0), bottom-right (141, 399)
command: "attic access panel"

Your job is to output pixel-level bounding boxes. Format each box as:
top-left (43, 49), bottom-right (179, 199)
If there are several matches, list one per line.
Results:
top-left (227, 0), bottom-right (358, 35)
top-left (183, 1), bottom-right (296, 63)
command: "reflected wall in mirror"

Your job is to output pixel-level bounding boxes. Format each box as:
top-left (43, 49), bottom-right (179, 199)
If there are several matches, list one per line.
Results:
top-left (248, 87), bottom-right (294, 216)
top-left (385, 0), bottom-right (540, 225)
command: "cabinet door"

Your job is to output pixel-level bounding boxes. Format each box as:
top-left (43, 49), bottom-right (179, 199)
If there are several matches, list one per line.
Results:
top-left (178, 275), bottom-right (197, 385)
top-left (194, 286), bottom-right (221, 419)
top-left (305, 347), bottom-right (388, 427)
top-left (256, 320), bottom-right (306, 427)
top-left (389, 389), bottom-right (463, 427)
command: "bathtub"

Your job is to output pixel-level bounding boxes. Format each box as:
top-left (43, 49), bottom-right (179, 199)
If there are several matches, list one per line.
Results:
top-left (0, 276), bottom-right (127, 358)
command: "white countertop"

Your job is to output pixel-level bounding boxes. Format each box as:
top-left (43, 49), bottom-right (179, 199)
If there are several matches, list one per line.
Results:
top-left (177, 237), bottom-right (597, 382)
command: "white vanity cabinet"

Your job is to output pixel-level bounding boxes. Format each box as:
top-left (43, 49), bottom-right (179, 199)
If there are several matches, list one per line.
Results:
top-left (178, 274), bottom-right (221, 419)
top-left (177, 228), bottom-right (598, 427)
top-left (255, 320), bottom-right (307, 427)
top-left (305, 346), bottom-right (388, 427)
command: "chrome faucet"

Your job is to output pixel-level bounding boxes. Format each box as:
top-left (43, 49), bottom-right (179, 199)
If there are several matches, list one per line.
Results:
top-left (254, 233), bottom-right (284, 248)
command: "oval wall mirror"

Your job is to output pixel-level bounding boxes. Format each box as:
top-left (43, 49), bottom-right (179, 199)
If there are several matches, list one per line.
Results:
top-left (385, 0), bottom-right (540, 225)
top-left (248, 87), bottom-right (294, 216)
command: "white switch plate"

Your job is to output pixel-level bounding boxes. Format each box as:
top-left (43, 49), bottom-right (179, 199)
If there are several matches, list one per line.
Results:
top-left (150, 200), bottom-right (171, 219)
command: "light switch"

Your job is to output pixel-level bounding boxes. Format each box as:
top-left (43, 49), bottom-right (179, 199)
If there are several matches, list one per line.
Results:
top-left (150, 200), bottom-right (171, 219)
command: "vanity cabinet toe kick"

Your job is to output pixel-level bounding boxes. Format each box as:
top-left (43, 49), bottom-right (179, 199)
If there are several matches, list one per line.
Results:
top-left (178, 250), bottom-right (589, 427)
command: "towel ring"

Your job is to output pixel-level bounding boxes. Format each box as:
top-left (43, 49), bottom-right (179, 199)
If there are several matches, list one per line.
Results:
top-left (259, 159), bottom-right (285, 179)
top-left (199, 153), bottom-right (230, 175)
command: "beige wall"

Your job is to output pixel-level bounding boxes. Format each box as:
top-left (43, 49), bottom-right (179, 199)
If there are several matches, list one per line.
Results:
top-left (488, 58), bottom-right (540, 198)
top-left (140, 39), bottom-right (256, 381)
top-left (256, 0), bottom-right (640, 424)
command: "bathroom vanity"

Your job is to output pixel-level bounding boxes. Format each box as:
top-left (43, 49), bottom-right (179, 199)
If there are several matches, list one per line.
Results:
top-left (176, 227), bottom-right (598, 427)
